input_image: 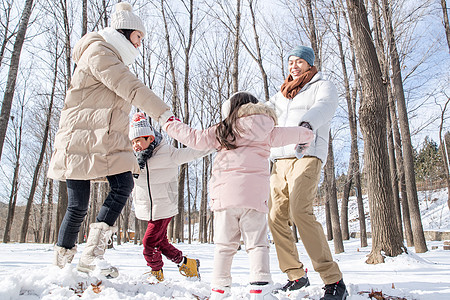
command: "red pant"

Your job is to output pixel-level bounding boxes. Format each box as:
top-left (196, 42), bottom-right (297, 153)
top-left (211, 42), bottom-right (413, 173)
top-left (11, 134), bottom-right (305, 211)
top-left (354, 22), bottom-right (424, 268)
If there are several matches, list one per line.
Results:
top-left (143, 217), bottom-right (183, 271)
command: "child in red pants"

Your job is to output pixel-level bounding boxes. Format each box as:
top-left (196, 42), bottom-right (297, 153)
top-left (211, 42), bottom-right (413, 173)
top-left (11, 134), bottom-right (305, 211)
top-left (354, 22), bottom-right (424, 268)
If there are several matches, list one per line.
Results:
top-left (130, 112), bottom-right (209, 281)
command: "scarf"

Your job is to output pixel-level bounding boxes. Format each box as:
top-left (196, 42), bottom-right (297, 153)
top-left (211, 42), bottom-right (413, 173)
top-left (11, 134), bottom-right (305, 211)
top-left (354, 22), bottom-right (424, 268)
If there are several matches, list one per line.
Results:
top-left (98, 27), bottom-right (139, 66)
top-left (280, 66), bottom-right (318, 99)
top-left (135, 131), bottom-right (163, 169)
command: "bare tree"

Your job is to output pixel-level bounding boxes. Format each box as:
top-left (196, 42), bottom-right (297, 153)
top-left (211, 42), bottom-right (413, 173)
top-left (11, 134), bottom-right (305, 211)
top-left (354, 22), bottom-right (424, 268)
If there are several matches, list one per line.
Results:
top-left (240, 0), bottom-right (270, 101)
top-left (0, 0), bottom-right (34, 161)
top-left (232, 0), bottom-right (241, 92)
top-left (305, 0), bottom-right (320, 69)
top-left (370, 0), bottom-right (403, 241)
top-left (346, 0), bottom-right (405, 264)
top-left (35, 173), bottom-right (48, 242)
top-left (0, 0), bottom-right (17, 68)
top-left (200, 154), bottom-right (210, 243)
top-left (341, 2), bottom-right (367, 247)
top-left (43, 178), bottom-right (53, 243)
top-left (441, 0), bottom-right (450, 53)
top-left (3, 100), bottom-right (25, 243)
top-left (329, 0), bottom-right (352, 241)
top-left (325, 131), bottom-right (344, 253)
top-left (81, 0), bottom-right (87, 36)
top-left (437, 95), bottom-right (450, 209)
top-left (20, 53), bottom-right (57, 243)
top-left (380, 0), bottom-right (428, 253)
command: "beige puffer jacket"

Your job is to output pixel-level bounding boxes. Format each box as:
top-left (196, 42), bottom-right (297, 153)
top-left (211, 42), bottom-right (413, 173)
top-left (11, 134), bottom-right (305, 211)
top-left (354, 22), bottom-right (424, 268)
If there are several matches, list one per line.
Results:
top-left (48, 32), bottom-right (170, 181)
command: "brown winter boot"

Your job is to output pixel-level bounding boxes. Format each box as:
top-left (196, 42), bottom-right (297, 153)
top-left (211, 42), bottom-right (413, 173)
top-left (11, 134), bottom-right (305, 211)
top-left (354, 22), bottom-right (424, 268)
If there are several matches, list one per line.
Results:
top-left (150, 269), bottom-right (164, 282)
top-left (178, 256), bottom-right (200, 279)
top-left (77, 222), bottom-right (119, 278)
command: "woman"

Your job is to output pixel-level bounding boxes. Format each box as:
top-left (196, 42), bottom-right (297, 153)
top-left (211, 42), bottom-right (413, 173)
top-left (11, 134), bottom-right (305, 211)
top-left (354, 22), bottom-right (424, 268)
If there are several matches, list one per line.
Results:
top-left (49, 2), bottom-right (173, 278)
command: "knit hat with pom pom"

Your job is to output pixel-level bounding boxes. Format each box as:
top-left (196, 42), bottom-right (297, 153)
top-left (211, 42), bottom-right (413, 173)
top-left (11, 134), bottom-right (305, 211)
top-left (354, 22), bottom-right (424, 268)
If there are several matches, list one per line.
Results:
top-left (111, 2), bottom-right (146, 36)
top-left (129, 112), bottom-right (155, 140)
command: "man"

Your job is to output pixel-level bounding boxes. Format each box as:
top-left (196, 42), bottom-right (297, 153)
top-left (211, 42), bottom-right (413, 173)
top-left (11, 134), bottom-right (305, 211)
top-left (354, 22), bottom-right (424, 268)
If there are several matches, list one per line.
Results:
top-left (267, 45), bottom-right (348, 300)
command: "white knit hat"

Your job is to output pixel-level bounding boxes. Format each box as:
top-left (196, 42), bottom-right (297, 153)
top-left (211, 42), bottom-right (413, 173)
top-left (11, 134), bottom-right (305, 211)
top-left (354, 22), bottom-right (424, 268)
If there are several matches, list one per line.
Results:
top-left (111, 2), bottom-right (146, 36)
top-left (129, 112), bottom-right (155, 140)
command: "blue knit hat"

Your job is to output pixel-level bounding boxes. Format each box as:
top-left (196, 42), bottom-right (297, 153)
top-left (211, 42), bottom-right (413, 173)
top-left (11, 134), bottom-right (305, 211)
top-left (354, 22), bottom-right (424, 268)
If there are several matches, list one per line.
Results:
top-left (287, 46), bottom-right (315, 66)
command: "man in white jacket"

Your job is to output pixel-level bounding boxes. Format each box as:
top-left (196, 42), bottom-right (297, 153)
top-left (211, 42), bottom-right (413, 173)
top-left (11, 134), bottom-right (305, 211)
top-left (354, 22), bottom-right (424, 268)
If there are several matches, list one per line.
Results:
top-left (267, 46), bottom-right (348, 300)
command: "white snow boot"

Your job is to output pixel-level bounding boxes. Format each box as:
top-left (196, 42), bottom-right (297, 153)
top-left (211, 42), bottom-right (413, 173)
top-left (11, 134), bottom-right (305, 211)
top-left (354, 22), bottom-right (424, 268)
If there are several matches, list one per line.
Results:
top-left (210, 285), bottom-right (232, 300)
top-left (77, 222), bottom-right (119, 278)
top-left (249, 282), bottom-right (277, 300)
top-left (53, 245), bottom-right (77, 268)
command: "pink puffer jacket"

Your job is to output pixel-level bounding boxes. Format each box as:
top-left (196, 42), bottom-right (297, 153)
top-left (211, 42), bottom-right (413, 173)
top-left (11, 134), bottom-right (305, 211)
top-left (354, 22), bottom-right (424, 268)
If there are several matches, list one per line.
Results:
top-left (163, 102), bottom-right (313, 213)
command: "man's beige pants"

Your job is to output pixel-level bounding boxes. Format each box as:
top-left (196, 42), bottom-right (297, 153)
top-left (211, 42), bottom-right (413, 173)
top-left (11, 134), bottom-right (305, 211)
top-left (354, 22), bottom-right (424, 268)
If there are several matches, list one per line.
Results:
top-left (268, 157), bottom-right (342, 284)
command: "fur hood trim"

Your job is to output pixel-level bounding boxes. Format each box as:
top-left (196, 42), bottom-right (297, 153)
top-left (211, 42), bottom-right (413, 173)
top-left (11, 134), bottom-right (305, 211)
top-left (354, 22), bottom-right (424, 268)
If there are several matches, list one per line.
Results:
top-left (237, 102), bottom-right (278, 125)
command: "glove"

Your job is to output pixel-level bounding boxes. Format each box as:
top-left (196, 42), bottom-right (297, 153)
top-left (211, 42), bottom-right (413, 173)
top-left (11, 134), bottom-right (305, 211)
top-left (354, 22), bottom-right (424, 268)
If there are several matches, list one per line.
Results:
top-left (299, 121), bottom-right (312, 130)
top-left (158, 110), bottom-right (180, 124)
top-left (167, 115), bottom-right (181, 122)
top-left (295, 143), bottom-right (309, 159)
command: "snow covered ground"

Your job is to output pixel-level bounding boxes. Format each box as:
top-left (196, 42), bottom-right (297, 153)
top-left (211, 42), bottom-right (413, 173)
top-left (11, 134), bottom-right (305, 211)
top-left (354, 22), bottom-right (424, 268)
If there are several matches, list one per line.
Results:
top-left (0, 188), bottom-right (448, 300)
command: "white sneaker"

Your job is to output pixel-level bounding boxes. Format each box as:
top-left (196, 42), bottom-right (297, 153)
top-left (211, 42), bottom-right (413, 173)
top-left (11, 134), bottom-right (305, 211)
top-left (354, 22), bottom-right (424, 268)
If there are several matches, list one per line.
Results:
top-left (249, 283), bottom-right (277, 300)
top-left (210, 285), bottom-right (232, 300)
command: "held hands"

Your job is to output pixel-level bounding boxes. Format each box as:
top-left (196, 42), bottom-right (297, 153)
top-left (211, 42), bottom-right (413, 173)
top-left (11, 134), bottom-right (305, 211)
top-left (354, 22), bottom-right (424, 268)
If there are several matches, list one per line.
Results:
top-left (295, 121), bottom-right (313, 159)
top-left (158, 110), bottom-right (180, 125)
top-left (295, 142), bottom-right (310, 159)
top-left (167, 115), bottom-right (181, 122)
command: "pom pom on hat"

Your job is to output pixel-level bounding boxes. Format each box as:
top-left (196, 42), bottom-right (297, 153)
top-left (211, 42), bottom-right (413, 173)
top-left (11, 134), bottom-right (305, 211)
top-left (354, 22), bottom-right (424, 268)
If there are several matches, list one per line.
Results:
top-left (111, 1), bottom-right (146, 36)
top-left (129, 112), bottom-right (155, 140)
top-left (287, 46), bottom-right (315, 66)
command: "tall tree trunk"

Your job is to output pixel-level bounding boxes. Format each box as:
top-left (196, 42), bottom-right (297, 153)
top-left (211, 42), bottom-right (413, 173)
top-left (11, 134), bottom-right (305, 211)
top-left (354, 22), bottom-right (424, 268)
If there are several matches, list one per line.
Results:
top-left (20, 90), bottom-right (55, 242)
top-left (117, 215), bottom-right (122, 245)
top-left (438, 100), bottom-right (450, 209)
top-left (0, 0), bottom-right (13, 68)
top-left (441, 0), bottom-right (450, 53)
top-left (325, 131), bottom-right (344, 253)
top-left (81, 0), bottom-right (87, 37)
top-left (344, 7), bottom-right (368, 247)
top-left (331, 0), bottom-right (352, 240)
top-left (187, 171), bottom-right (192, 244)
top-left (381, 0), bottom-right (427, 253)
top-left (175, 165), bottom-right (187, 242)
top-left (134, 217), bottom-right (140, 245)
top-left (231, 0), bottom-right (241, 93)
top-left (0, 0), bottom-right (34, 161)
top-left (305, 0), bottom-right (320, 69)
top-left (371, 0), bottom-right (403, 241)
top-left (386, 111), bottom-right (403, 239)
top-left (200, 155), bottom-right (210, 243)
top-left (346, 0), bottom-right (404, 264)
top-left (242, 0), bottom-right (270, 101)
top-left (324, 192), bottom-right (333, 241)
top-left (55, 182), bottom-right (68, 241)
top-left (20, 38), bottom-right (58, 242)
top-left (37, 176), bottom-right (49, 243)
top-left (60, 0), bottom-right (72, 86)
top-left (3, 102), bottom-right (24, 243)
top-left (388, 85), bottom-right (413, 246)
top-left (43, 179), bottom-right (54, 244)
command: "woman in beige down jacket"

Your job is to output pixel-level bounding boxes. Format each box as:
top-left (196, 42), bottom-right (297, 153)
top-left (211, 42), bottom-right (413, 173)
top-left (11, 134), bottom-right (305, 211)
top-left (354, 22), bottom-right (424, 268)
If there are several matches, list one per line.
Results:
top-left (48, 2), bottom-right (173, 278)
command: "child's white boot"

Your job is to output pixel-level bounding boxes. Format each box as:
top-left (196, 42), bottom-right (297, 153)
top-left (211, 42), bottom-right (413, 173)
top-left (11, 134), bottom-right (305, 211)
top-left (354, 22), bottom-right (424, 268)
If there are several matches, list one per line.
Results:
top-left (249, 282), bottom-right (277, 300)
top-left (210, 285), bottom-right (232, 300)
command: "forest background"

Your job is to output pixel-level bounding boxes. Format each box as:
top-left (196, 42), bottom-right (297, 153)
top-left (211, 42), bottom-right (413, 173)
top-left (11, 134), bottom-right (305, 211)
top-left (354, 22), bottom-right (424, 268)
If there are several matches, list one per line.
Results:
top-left (0, 0), bottom-right (449, 264)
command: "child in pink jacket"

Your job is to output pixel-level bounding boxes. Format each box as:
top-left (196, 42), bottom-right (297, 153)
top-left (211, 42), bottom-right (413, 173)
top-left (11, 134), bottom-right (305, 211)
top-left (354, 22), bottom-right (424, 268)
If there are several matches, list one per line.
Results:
top-left (163, 92), bottom-right (313, 300)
